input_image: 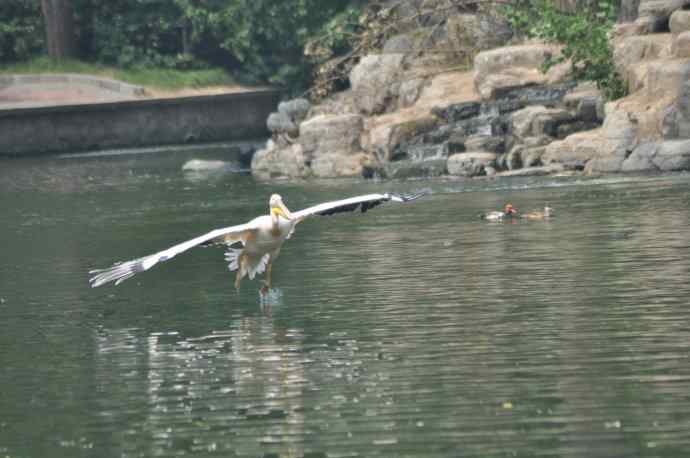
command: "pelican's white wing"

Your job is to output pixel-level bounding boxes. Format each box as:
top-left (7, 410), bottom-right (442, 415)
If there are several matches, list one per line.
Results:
top-left (89, 221), bottom-right (258, 288)
top-left (292, 191), bottom-right (429, 221)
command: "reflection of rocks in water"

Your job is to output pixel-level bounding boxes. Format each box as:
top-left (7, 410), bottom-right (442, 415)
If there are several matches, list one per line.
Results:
top-left (182, 159), bottom-right (249, 183)
top-left (182, 159), bottom-right (245, 173)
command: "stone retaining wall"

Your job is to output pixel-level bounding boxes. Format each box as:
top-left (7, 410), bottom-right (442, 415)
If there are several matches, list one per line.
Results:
top-left (0, 90), bottom-right (281, 156)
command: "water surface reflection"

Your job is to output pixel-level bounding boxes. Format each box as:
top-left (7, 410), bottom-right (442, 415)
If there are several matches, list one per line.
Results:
top-left (1, 151), bottom-right (690, 457)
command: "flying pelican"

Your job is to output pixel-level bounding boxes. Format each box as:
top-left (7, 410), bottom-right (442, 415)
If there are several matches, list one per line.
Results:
top-left (89, 191), bottom-right (427, 291)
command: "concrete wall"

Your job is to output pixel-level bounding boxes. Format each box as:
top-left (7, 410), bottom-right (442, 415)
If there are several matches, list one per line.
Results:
top-left (0, 90), bottom-right (281, 157)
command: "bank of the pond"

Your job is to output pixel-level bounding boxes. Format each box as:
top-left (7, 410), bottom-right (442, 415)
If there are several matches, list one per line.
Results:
top-left (0, 74), bottom-right (281, 157)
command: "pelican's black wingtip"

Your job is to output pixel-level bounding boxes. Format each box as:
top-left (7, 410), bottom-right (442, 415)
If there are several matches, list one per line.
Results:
top-left (389, 189), bottom-right (431, 202)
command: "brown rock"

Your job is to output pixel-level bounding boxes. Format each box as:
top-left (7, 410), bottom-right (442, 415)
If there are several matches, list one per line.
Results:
top-left (473, 43), bottom-right (568, 100)
top-left (350, 54), bottom-right (405, 115)
top-left (447, 151), bottom-right (497, 176)
top-left (299, 114), bottom-right (364, 159)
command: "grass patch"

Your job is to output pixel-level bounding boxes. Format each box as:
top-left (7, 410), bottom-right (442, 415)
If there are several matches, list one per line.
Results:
top-left (0, 57), bottom-right (237, 90)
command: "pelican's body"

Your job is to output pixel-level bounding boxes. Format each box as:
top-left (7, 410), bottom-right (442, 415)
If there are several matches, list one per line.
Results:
top-left (89, 191), bottom-right (426, 292)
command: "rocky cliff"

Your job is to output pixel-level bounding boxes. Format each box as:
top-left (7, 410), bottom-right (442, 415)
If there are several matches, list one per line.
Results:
top-left (252, 0), bottom-right (690, 180)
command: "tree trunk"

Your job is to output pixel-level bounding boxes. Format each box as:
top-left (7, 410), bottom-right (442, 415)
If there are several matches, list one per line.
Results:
top-left (41, 0), bottom-right (76, 60)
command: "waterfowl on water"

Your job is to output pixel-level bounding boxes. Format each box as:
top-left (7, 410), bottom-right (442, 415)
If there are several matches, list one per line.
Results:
top-left (481, 203), bottom-right (517, 221)
top-left (520, 206), bottom-right (554, 220)
top-left (89, 191), bottom-right (427, 292)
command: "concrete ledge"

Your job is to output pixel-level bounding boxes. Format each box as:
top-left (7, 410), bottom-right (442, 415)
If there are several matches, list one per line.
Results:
top-left (0, 89), bottom-right (281, 156)
top-left (0, 73), bottom-right (146, 97)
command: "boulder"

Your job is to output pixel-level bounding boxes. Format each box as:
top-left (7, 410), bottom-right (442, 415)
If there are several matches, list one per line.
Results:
top-left (522, 146), bottom-right (548, 167)
top-left (398, 78), bottom-right (428, 108)
top-left (350, 53), bottom-right (405, 115)
top-left (670, 9), bottom-right (690, 35)
top-left (511, 105), bottom-right (574, 138)
top-left (563, 83), bottom-right (605, 123)
top-left (612, 20), bottom-right (651, 39)
top-left (638, 0), bottom-right (690, 29)
top-left (383, 158), bottom-right (448, 179)
top-left (543, 129), bottom-right (606, 169)
top-left (447, 151), bottom-right (497, 176)
top-left (621, 142), bottom-right (659, 171)
top-left (646, 58), bottom-right (690, 99)
top-left (584, 103), bottom-right (640, 173)
top-left (267, 112), bottom-right (298, 137)
top-left (446, 14), bottom-right (513, 52)
top-left (299, 114), bottom-right (364, 159)
top-left (619, 0), bottom-right (641, 22)
top-left (311, 152), bottom-right (376, 178)
top-left (368, 116), bottom-right (439, 161)
top-left (673, 31), bottom-right (690, 57)
top-left (653, 139), bottom-right (690, 170)
top-left (473, 43), bottom-right (568, 100)
top-left (505, 141), bottom-right (549, 169)
top-left (660, 71), bottom-right (690, 138)
top-left (612, 34), bottom-right (672, 90)
top-left (278, 98), bottom-right (311, 124)
top-left (251, 141), bottom-right (308, 180)
top-left (383, 34), bottom-right (416, 54)
top-left (464, 134), bottom-right (504, 153)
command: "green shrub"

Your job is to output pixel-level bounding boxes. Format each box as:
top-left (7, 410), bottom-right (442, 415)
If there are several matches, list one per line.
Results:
top-left (0, 0), bottom-right (44, 62)
top-left (502, 0), bottom-right (627, 100)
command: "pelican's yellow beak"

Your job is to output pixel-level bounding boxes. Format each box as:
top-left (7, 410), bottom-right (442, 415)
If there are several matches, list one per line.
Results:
top-left (271, 206), bottom-right (289, 219)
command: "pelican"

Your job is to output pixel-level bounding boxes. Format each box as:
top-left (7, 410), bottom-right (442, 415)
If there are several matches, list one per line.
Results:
top-left (89, 191), bottom-right (427, 291)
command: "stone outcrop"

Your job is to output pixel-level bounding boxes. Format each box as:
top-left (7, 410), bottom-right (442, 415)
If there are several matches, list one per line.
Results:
top-left (267, 98), bottom-right (311, 138)
top-left (251, 1), bottom-right (690, 180)
top-left (638, 0), bottom-right (690, 29)
top-left (350, 54), bottom-right (405, 115)
top-left (543, 0), bottom-right (690, 174)
top-left (447, 151), bottom-right (497, 176)
top-left (473, 43), bottom-right (570, 99)
top-left (252, 141), bottom-right (309, 180)
top-left (299, 114), bottom-right (364, 159)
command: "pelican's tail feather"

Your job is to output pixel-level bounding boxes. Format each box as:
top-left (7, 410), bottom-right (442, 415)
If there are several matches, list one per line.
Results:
top-left (225, 248), bottom-right (242, 272)
top-left (248, 253), bottom-right (270, 280)
top-left (225, 249), bottom-right (270, 281)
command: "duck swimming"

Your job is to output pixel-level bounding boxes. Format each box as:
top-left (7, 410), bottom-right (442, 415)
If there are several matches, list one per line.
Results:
top-left (481, 203), bottom-right (517, 221)
top-left (521, 206), bottom-right (554, 220)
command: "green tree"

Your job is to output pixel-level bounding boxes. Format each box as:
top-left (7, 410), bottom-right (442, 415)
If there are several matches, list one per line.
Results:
top-left (0, 0), bottom-right (44, 62)
top-left (175, 0), bottom-right (354, 90)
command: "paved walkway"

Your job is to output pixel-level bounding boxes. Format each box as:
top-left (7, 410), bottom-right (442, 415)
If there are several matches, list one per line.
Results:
top-left (0, 74), bottom-right (265, 110)
top-left (0, 74), bottom-right (146, 109)
top-left (0, 83), bottom-right (139, 109)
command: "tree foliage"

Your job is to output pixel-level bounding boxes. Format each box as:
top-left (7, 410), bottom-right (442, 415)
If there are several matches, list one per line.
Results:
top-left (501, 0), bottom-right (627, 100)
top-left (0, 0), bottom-right (358, 92)
top-left (0, 0), bottom-right (44, 62)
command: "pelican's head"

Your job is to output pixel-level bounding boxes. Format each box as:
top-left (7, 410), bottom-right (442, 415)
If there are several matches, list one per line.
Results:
top-left (269, 194), bottom-right (292, 220)
top-left (504, 203), bottom-right (517, 215)
top-left (543, 206), bottom-right (554, 217)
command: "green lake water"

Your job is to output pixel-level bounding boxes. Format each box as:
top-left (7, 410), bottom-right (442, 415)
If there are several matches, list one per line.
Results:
top-left (1, 147), bottom-right (690, 457)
